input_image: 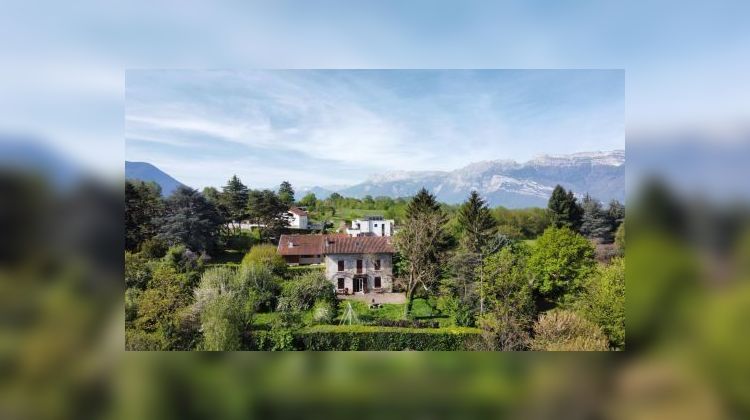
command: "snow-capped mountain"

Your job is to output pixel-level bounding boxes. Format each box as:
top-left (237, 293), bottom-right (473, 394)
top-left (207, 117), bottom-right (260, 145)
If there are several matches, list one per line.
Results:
top-left (332, 150), bottom-right (624, 208)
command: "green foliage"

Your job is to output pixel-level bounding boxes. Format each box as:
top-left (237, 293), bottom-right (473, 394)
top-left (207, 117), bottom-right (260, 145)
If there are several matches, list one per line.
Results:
top-left (125, 179), bottom-right (163, 251)
top-left (125, 329), bottom-right (167, 351)
top-left (294, 325), bottom-right (482, 350)
top-left (530, 309), bottom-right (608, 351)
top-left (577, 257), bottom-right (625, 349)
top-left (547, 185), bottom-right (583, 230)
top-left (236, 263), bottom-right (280, 312)
top-left (240, 244), bottom-right (287, 277)
top-left (299, 192), bottom-right (317, 208)
top-left (125, 251), bottom-right (151, 290)
top-left (247, 189), bottom-right (290, 242)
top-left (406, 187), bottom-right (442, 218)
top-left (457, 191), bottom-right (497, 254)
top-left (312, 299), bottom-right (337, 324)
top-left (157, 186), bottom-right (224, 252)
top-left (199, 292), bottom-right (242, 351)
top-left (528, 227), bottom-right (595, 303)
top-left (580, 194), bottom-right (613, 242)
top-left (478, 246), bottom-right (536, 350)
top-left (614, 222), bottom-right (625, 252)
top-left (278, 181), bottom-right (295, 205)
top-left (125, 288), bottom-right (141, 324)
top-left (491, 207), bottom-right (551, 240)
top-left (139, 237), bottom-right (168, 259)
top-left (277, 271), bottom-right (335, 313)
top-left (436, 295), bottom-right (475, 327)
top-left (220, 175), bottom-right (250, 232)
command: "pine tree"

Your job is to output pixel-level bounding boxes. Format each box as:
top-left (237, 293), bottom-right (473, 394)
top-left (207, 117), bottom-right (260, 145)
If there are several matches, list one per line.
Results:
top-left (278, 181), bottom-right (295, 205)
top-left (457, 191), bottom-right (497, 255)
top-left (548, 185), bottom-right (583, 230)
top-left (125, 180), bottom-right (164, 251)
top-left (406, 187), bottom-right (441, 219)
top-left (220, 175), bottom-right (249, 233)
top-left (580, 194), bottom-right (612, 242)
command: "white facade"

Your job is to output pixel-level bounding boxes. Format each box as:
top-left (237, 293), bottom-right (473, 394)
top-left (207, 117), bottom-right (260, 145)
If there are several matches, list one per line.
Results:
top-left (346, 217), bottom-right (394, 237)
top-left (288, 212), bottom-right (308, 229)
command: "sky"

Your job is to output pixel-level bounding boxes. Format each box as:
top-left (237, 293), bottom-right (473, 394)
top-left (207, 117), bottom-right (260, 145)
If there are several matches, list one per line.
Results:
top-left (125, 70), bottom-right (624, 190)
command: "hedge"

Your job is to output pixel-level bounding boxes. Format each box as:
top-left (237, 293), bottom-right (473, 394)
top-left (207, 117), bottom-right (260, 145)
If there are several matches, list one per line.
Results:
top-left (293, 325), bottom-right (482, 351)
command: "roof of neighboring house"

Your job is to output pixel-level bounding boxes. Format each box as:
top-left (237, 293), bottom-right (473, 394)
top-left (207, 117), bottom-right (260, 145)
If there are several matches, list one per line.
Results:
top-left (323, 235), bottom-right (395, 255)
top-left (277, 233), bottom-right (350, 256)
top-left (277, 234), bottom-right (324, 256)
top-left (288, 206), bottom-right (308, 216)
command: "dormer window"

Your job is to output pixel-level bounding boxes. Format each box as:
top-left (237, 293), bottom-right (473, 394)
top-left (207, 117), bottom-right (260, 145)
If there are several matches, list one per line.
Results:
top-left (288, 242), bottom-right (294, 248)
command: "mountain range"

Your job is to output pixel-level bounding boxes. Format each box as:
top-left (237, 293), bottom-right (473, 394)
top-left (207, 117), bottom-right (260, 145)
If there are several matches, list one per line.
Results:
top-left (125, 161), bottom-right (186, 196)
top-left (306, 150), bottom-right (625, 208)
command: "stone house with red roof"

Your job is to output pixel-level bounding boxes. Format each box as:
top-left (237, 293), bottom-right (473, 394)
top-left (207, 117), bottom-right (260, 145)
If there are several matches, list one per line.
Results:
top-left (277, 234), bottom-right (395, 293)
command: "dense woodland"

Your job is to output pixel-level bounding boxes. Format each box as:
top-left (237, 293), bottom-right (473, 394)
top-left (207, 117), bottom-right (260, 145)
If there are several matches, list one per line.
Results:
top-left (126, 175), bottom-right (625, 351)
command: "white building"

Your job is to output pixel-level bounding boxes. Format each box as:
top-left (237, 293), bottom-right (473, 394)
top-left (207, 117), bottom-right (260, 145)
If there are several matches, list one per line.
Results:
top-left (287, 207), bottom-right (309, 229)
top-left (346, 216), bottom-right (394, 237)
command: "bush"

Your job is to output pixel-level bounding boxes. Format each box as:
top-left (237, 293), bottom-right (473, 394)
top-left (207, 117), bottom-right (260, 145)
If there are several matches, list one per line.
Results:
top-left (125, 252), bottom-right (151, 289)
top-left (295, 325), bottom-right (482, 350)
top-left (436, 295), bottom-right (475, 327)
top-left (125, 288), bottom-right (141, 324)
top-left (139, 237), bottom-right (168, 259)
top-left (577, 257), bottom-right (625, 349)
top-left (241, 244), bottom-right (287, 277)
top-left (312, 299), bottom-right (336, 324)
top-left (530, 309), bottom-right (608, 351)
top-left (125, 329), bottom-right (167, 351)
top-left (277, 271), bottom-right (335, 313)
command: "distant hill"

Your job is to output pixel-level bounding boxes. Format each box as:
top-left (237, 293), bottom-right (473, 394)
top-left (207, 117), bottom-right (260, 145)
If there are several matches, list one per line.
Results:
top-left (125, 161), bottom-right (186, 196)
top-left (308, 150), bottom-right (625, 208)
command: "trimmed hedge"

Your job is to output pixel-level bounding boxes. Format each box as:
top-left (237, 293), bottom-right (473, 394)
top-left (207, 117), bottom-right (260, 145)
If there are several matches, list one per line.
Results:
top-left (293, 325), bottom-right (482, 351)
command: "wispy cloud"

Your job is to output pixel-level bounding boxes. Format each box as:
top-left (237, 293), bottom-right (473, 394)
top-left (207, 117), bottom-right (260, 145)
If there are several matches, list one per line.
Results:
top-left (125, 70), bottom-right (624, 189)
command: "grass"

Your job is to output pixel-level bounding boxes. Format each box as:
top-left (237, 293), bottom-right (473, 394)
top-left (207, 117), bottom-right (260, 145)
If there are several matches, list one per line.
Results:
top-left (301, 324), bottom-right (481, 334)
top-left (336, 298), bottom-right (452, 326)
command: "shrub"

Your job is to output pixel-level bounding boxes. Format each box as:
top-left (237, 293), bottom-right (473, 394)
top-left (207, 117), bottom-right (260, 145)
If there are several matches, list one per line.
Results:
top-left (241, 244), bottom-right (287, 277)
top-left (295, 325), bottom-right (482, 350)
top-left (577, 257), bottom-right (625, 349)
top-left (139, 237), bottom-right (168, 259)
top-left (277, 271), bottom-right (335, 313)
top-left (125, 329), bottom-right (167, 351)
top-left (312, 299), bottom-right (336, 324)
top-left (530, 309), bottom-right (608, 351)
top-left (125, 288), bottom-right (141, 324)
top-left (236, 263), bottom-right (280, 312)
top-left (436, 295), bottom-right (475, 327)
top-left (125, 251), bottom-right (151, 289)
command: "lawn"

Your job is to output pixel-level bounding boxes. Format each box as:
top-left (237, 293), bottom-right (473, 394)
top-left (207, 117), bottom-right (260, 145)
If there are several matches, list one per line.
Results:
top-left (336, 298), bottom-right (451, 326)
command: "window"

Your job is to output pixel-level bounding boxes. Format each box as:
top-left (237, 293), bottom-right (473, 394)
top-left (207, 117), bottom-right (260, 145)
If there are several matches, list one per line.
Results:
top-left (374, 259), bottom-right (381, 270)
top-left (374, 223), bottom-right (378, 227)
top-left (374, 277), bottom-right (381, 288)
top-left (356, 259), bottom-right (363, 274)
top-left (337, 278), bottom-right (345, 289)
top-left (338, 260), bottom-right (345, 272)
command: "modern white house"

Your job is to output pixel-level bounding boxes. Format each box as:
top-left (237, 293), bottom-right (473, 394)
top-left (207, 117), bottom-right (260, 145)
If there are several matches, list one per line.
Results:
top-left (346, 216), bottom-right (394, 237)
top-left (287, 206), bottom-right (309, 229)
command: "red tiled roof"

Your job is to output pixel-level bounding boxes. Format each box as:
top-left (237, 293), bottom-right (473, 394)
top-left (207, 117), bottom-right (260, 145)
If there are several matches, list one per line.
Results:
top-left (277, 234), bottom-right (324, 256)
top-left (277, 234), bottom-right (393, 256)
top-left (288, 206), bottom-right (308, 216)
top-left (323, 236), bottom-right (395, 255)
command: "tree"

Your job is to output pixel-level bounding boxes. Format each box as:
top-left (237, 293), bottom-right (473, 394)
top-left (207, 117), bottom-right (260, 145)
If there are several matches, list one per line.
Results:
top-left (528, 226), bottom-right (595, 303)
top-left (193, 267), bottom-right (247, 351)
top-left (577, 257), bottom-right (625, 349)
top-left (221, 175), bottom-right (249, 234)
top-left (247, 189), bottom-right (290, 242)
top-left (406, 188), bottom-right (441, 218)
top-left (395, 188), bottom-right (449, 316)
top-left (278, 181), bottom-right (295, 205)
top-left (125, 180), bottom-right (163, 251)
top-left (477, 246), bottom-right (536, 350)
top-left (457, 191), bottom-right (497, 254)
top-left (156, 186), bottom-right (224, 252)
top-left (241, 244), bottom-right (287, 277)
top-left (580, 194), bottom-right (613, 242)
top-left (548, 185), bottom-right (583, 230)
top-left (530, 309), bottom-right (608, 351)
top-left (299, 192), bottom-right (318, 209)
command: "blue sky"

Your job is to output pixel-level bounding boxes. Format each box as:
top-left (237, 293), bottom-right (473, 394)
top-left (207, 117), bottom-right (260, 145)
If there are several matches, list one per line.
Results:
top-left (125, 70), bottom-right (623, 190)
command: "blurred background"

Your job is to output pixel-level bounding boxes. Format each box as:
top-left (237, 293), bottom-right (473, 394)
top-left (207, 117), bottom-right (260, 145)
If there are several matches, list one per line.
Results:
top-left (1, 1), bottom-right (749, 418)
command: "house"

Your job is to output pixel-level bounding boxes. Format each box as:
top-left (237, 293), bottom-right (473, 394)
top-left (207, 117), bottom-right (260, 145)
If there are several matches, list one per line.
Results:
top-left (277, 234), bottom-right (328, 265)
top-left (324, 235), bottom-right (395, 294)
top-left (277, 234), bottom-right (396, 294)
top-left (346, 216), bottom-right (394, 237)
top-left (287, 206), bottom-right (309, 229)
